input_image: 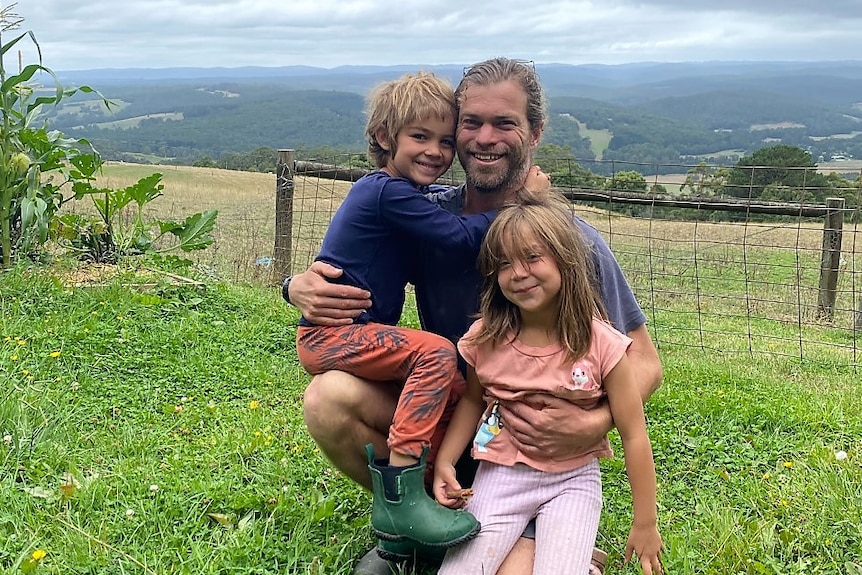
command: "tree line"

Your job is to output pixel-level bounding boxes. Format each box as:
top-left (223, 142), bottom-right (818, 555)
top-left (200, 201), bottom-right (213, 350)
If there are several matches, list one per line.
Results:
top-left (48, 82), bottom-right (862, 175)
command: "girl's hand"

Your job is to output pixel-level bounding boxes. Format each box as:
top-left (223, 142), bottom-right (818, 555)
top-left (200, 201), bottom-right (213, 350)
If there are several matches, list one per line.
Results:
top-left (523, 165), bottom-right (551, 194)
top-left (625, 523), bottom-right (663, 574)
top-left (432, 462), bottom-right (466, 509)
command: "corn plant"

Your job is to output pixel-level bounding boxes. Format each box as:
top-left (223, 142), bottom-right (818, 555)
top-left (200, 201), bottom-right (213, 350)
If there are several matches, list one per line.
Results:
top-left (0, 5), bottom-right (106, 267)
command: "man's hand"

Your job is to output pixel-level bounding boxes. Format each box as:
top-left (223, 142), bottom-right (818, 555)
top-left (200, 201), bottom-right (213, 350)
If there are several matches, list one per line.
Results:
top-left (288, 261), bottom-right (371, 326)
top-left (498, 393), bottom-right (613, 461)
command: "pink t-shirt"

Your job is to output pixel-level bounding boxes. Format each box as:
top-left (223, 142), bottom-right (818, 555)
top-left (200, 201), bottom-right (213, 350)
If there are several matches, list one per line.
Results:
top-left (457, 317), bottom-right (632, 473)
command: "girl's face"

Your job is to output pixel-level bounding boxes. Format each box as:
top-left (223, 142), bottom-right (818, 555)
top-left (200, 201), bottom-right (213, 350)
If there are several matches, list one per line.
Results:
top-left (496, 235), bottom-right (562, 321)
top-left (379, 113), bottom-right (456, 187)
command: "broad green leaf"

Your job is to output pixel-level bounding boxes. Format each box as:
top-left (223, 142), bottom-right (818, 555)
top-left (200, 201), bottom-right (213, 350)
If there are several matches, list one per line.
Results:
top-left (69, 153), bottom-right (102, 180)
top-left (171, 210), bottom-right (218, 252)
top-left (125, 173), bottom-right (164, 206)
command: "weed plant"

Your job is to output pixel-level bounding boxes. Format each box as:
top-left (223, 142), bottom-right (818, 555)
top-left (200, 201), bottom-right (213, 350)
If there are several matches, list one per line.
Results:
top-left (1, 264), bottom-right (861, 574)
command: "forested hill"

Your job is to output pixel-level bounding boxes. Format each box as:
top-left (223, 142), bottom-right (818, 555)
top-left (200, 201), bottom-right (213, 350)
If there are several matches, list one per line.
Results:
top-left (49, 61), bottom-right (862, 169)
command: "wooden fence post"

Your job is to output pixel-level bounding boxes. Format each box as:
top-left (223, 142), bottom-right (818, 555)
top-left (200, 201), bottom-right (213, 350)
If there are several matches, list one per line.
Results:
top-left (273, 149), bottom-right (295, 285)
top-left (817, 197), bottom-right (844, 320)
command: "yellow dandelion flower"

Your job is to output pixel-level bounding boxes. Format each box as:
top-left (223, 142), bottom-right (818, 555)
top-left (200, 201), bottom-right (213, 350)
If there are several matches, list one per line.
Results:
top-left (31, 549), bottom-right (46, 561)
top-left (49, 351), bottom-right (61, 358)
top-left (249, 400), bottom-right (260, 410)
top-left (762, 473), bottom-right (770, 480)
top-left (3, 336), bottom-right (10, 342)
top-left (783, 461), bottom-right (793, 469)
top-left (21, 369), bottom-right (29, 375)
top-left (780, 499), bottom-right (788, 506)
top-left (10, 354), bottom-right (18, 361)
top-left (16, 338), bottom-right (26, 346)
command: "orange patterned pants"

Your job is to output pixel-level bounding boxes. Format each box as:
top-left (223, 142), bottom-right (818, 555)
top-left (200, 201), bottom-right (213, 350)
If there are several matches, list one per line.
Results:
top-left (297, 323), bottom-right (466, 462)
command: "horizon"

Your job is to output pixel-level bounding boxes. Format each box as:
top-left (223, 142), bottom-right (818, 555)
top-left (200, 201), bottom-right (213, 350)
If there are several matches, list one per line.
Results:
top-left (52, 58), bottom-right (862, 75)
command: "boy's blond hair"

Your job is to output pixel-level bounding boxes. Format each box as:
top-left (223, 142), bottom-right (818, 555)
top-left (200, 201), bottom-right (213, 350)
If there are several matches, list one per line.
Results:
top-left (365, 71), bottom-right (456, 169)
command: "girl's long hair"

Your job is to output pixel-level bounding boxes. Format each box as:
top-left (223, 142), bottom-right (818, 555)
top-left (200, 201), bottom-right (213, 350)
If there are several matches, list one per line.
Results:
top-left (469, 191), bottom-right (606, 364)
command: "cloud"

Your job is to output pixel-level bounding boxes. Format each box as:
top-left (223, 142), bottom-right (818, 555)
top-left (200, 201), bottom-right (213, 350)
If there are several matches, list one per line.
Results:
top-left (10, 0), bottom-right (862, 71)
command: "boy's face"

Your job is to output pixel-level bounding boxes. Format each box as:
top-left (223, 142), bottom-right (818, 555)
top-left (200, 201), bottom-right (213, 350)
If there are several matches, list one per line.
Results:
top-left (377, 113), bottom-right (455, 187)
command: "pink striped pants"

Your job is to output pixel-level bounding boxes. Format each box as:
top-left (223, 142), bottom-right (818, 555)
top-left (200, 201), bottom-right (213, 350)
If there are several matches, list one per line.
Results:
top-left (439, 459), bottom-right (603, 575)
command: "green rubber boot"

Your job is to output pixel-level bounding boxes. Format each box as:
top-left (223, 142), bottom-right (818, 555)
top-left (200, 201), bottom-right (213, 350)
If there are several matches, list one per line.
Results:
top-left (376, 537), bottom-right (446, 564)
top-left (366, 444), bottom-right (480, 548)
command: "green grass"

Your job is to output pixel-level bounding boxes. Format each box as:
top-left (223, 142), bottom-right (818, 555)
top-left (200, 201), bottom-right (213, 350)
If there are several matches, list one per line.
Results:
top-left (2, 263), bottom-right (861, 574)
top-left (0, 263), bottom-right (367, 574)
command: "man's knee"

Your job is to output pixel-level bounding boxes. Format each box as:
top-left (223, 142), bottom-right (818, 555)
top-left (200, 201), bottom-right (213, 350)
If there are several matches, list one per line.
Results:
top-left (302, 374), bottom-right (326, 414)
top-left (303, 372), bottom-right (350, 434)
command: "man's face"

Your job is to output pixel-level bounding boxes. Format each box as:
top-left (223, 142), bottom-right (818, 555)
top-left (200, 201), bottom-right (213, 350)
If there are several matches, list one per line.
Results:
top-left (456, 80), bottom-right (540, 196)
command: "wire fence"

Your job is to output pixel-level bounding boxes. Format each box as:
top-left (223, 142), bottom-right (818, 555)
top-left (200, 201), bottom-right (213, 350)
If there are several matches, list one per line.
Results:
top-left (272, 151), bottom-right (862, 370)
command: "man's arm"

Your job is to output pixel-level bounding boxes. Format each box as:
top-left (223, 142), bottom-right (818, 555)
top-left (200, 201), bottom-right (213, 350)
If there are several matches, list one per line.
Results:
top-left (286, 261), bottom-right (371, 326)
top-left (626, 323), bottom-right (663, 401)
top-left (499, 323), bottom-right (662, 461)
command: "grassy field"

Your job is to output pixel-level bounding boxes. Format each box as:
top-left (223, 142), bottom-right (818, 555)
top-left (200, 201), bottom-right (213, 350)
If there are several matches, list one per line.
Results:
top-left (577, 122), bottom-right (613, 159)
top-left (22, 162), bottom-right (857, 573)
top-left (1, 263), bottom-right (861, 574)
top-left (70, 163), bottom-right (862, 371)
top-left (92, 113), bottom-right (185, 131)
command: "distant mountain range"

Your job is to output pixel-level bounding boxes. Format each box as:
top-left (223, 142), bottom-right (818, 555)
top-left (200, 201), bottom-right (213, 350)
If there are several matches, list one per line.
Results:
top-left (49, 61), bottom-right (862, 172)
top-left (55, 60), bottom-right (862, 104)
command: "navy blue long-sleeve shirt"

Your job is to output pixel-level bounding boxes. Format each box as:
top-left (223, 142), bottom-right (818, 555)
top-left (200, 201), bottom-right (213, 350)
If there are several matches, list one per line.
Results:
top-left (301, 171), bottom-right (495, 326)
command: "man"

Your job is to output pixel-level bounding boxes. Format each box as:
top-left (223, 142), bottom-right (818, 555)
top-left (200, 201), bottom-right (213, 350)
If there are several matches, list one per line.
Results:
top-left (287, 57), bottom-right (663, 574)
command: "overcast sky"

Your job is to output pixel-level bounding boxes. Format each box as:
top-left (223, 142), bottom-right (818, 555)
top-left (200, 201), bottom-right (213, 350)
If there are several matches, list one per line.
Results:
top-left (8, 1), bottom-right (862, 71)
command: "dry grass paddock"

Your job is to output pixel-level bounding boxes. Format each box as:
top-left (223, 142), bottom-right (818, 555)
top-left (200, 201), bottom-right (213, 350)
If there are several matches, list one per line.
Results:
top-left (81, 162), bottom-right (862, 367)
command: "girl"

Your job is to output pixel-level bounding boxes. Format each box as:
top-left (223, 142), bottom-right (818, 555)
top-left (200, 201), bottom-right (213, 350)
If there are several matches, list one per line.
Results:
top-left (432, 192), bottom-right (663, 574)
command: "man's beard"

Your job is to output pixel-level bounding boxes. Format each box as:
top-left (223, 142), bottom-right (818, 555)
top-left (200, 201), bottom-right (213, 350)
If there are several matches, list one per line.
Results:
top-left (460, 146), bottom-right (531, 196)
